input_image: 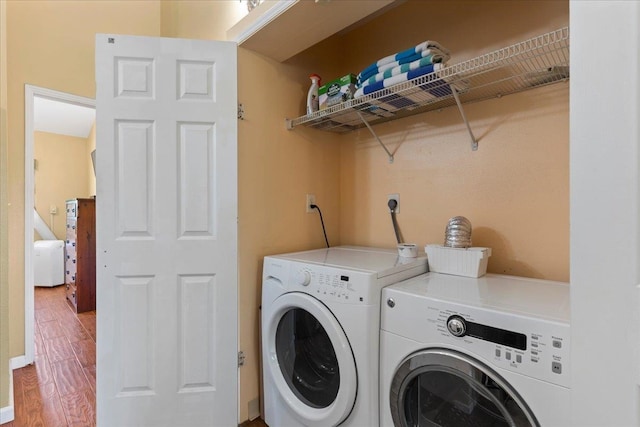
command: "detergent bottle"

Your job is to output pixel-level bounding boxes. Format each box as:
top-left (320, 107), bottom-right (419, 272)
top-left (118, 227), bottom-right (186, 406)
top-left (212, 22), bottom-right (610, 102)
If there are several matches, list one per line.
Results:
top-left (306, 74), bottom-right (321, 115)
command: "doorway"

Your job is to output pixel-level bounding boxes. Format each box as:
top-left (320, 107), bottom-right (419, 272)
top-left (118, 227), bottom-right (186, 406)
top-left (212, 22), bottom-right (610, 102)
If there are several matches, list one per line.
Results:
top-left (24, 85), bottom-right (95, 365)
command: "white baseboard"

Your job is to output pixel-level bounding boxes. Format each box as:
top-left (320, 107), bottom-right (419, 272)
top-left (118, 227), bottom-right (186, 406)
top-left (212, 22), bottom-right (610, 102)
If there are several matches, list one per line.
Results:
top-left (0, 361), bottom-right (14, 424)
top-left (0, 404), bottom-right (14, 425)
top-left (9, 355), bottom-right (26, 370)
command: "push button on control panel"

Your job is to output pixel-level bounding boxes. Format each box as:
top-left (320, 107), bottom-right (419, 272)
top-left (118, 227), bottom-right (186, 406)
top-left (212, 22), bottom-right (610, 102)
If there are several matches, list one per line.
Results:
top-left (552, 361), bottom-right (562, 374)
top-left (553, 339), bottom-right (562, 348)
top-left (446, 315), bottom-right (467, 337)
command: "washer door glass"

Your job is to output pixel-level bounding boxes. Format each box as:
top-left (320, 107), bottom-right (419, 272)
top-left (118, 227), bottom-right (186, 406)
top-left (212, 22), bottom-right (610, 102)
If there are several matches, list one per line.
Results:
top-left (276, 307), bottom-right (339, 408)
top-left (391, 349), bottom-right (538, 427)
top-left (265, 292), bottom-right (358, 427)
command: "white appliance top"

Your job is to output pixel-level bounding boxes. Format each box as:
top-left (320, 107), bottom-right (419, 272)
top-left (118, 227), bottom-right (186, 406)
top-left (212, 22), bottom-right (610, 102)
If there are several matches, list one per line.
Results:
top-left (267, 246), bottom-right (427, 278)
top-left (387, 272), bottom-right (570, 322)
top-left (34, 240), bottom-right (64, 248)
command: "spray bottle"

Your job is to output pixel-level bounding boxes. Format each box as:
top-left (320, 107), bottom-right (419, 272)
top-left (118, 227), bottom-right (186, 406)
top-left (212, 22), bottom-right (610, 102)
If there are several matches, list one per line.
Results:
top-left (307, 74), bottom-right (321, 115)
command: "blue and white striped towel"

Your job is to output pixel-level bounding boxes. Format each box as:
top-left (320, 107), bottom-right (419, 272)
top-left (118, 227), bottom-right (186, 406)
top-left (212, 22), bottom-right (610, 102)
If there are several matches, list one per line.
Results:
top-left (354, 64), bottom-right (442, 98)
top-left (357, 49), bottom-right (448, 85)
top-left (357, 41), bottom-right (450, 83)
top-left (360, 59), bottom-right (444, 88)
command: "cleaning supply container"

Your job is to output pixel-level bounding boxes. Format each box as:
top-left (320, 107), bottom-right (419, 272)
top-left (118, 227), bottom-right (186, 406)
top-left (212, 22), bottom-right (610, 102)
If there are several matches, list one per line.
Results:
top-left (307, 73), bottom-right (321, 114)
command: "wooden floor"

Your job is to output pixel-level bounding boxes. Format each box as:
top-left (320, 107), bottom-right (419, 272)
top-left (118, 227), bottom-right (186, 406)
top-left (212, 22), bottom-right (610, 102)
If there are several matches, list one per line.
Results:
top-left (5, 285), bottom-right (269, 427)
top-left (5, 285), bottom-right (96, 427)
top-left (241, 418), bottom-right (268, 427)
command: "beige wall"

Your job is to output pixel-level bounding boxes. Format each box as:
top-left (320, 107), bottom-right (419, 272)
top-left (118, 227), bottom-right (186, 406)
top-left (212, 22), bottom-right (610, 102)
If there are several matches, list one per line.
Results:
top-left (160, 0), bottom-right (246, 39)
top-left (339, 86), bottom-right (569, 280)
top-left (6, 0), bottom-right (161, 372)
top-left (34, 131), bottom-right (92, 240)
top-left (236, 49), bottom-right (342, 420)
top-left (330, 0), bottom-right (570, 282)
top-left (1, 0), bottom-right (10, 410)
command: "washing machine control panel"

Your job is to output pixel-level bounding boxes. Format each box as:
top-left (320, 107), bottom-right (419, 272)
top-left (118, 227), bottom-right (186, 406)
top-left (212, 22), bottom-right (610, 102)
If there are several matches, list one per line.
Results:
top-left (294, 270), bottom-right (311, 286)
top-left (289, 265), bottom-right (376, 305)
top-left (382, 288), bottom-right (571, 388)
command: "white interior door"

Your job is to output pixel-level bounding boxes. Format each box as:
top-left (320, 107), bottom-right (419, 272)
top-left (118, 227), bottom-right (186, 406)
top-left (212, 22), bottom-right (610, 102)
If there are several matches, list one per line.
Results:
top-left (95, 34), bottom-right (238, 427)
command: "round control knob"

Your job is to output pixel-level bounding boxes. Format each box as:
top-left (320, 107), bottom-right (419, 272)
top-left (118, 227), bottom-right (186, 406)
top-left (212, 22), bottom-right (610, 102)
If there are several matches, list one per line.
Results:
top-left (295, 270), bottom-right (311, 286)
top-left (447, 315), bottom-right (467, 337)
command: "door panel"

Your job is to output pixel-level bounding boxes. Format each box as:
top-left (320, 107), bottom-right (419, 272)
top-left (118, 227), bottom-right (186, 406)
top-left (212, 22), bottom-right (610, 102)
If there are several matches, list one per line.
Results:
top-left (96, 34), bottom-right (237, 427)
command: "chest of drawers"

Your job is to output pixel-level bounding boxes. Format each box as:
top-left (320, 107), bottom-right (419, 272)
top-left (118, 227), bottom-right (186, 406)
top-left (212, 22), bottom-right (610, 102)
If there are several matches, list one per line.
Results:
top-left (65, 198), bottom-right (96, 313)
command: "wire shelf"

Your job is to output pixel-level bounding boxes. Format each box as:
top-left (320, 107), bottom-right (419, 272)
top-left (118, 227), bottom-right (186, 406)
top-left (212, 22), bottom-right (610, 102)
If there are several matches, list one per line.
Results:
top-left (287, 27), bottom-right (569, 134)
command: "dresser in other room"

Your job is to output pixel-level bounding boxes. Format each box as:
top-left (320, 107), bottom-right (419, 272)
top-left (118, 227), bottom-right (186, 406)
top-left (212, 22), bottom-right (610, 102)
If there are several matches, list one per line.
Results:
top-left (65, 198), bottom-right (96, 313)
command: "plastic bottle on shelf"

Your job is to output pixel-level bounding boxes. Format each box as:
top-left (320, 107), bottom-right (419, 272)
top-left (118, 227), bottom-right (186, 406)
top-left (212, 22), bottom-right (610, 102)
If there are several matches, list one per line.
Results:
top-left (307, 74), bottom-right (321, 115)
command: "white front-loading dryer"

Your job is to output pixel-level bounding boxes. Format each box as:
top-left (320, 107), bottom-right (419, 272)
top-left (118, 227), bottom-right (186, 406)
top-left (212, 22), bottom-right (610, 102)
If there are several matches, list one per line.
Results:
top-left (262, 246), bottom-right (428, 427)
top-left (380, 273), bottom-right (571, 427)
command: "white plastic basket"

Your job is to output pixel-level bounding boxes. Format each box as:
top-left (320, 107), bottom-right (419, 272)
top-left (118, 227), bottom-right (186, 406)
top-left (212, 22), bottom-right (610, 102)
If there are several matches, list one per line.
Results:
top-left (425, 244), bottom-right (492, 278)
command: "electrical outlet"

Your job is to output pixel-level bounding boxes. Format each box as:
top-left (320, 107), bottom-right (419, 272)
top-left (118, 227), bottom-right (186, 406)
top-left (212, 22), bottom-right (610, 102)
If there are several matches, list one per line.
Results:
top-left (49, 205), bottom-right (57, 215)
top-left (388, 193), bottom-right (400, 213)
top-left (306, 194), bottom-right (316, 213)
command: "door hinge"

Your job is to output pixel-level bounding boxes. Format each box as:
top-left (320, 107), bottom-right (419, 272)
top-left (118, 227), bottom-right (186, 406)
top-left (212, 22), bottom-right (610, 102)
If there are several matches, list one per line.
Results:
top-left (238, 103), bottom-right (244, 120)
top-left (238, 351), bottom-right (246, 367)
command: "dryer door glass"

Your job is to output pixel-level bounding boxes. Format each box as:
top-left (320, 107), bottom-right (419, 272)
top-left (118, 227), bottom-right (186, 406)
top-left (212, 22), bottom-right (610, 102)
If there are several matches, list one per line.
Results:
top-left (276, 308), bottom-right (339, 408)
top-left (391, 349), bottom-right (538, 427)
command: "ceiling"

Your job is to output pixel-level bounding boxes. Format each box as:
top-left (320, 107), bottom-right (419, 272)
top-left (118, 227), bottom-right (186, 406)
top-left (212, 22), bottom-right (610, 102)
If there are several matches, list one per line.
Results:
top-left (34, 96), bottom-right (95, 138)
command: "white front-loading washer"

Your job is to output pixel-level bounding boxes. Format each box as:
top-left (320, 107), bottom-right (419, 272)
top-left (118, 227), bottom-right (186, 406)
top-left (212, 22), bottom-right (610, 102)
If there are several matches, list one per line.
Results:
top-left (380, 273), bottom-right (570, 427)
top-left (262, 246), bottom-right (428, 427)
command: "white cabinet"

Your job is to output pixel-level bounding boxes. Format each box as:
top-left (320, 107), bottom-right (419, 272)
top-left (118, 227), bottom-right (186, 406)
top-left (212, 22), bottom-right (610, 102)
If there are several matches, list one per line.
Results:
top-left (227, 0), bottom-right (398, 62)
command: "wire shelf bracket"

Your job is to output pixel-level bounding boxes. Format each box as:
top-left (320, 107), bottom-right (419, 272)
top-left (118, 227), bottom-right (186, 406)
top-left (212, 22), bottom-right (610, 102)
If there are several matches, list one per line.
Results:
top-left (450, 85), bottom-right (478, 151)
top-left (356, 111), bottom-right (394, 163)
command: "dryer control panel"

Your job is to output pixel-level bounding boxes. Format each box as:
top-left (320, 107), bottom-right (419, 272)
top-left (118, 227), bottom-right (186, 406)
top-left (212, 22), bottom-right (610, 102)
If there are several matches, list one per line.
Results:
top-left (382, 286), bottom-right (571, 389)
top-left (434, 306), bottom-right (570, 388)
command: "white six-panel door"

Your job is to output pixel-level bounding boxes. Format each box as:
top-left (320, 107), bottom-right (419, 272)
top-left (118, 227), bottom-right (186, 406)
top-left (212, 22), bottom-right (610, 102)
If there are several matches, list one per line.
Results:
top-left (95, 34), bottom-right (238, 426)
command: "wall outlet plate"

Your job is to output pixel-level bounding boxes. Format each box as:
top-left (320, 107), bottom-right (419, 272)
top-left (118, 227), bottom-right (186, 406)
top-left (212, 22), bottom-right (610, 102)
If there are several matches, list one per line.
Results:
top-left (306, 194), bottom-right (316, 213)
top-left (388, 193), bottom-right (399, 213)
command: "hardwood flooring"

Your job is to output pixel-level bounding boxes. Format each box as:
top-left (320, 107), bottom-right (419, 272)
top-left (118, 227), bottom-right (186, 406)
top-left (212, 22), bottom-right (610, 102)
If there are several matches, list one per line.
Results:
top-left (5, 285), bottom-right (269, 427)
top-left (241, 418), bottom-right (268, 427)
top-left (5, 285), bottom-right (96, 427)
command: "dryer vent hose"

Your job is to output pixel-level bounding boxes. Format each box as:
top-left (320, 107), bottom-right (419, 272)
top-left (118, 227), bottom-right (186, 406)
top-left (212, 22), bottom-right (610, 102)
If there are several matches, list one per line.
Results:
top-left (388, 199), bottom-right (403, 244)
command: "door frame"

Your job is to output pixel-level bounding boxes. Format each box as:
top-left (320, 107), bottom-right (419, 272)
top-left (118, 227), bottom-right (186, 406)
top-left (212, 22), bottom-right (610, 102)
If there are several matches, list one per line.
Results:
top-left (24, 84), bottom-right (95, 365)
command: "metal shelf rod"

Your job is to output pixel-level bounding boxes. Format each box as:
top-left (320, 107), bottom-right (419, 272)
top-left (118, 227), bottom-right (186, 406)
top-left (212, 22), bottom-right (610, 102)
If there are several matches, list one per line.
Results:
top-left (356, 110), bottom-right (394, 163)
top-left (450, 85), bottom-right (479, 151)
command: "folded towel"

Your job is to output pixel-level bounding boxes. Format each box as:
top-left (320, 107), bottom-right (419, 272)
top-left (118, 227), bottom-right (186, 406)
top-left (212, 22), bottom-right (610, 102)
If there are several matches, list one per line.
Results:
top-left (357, 41), bottom-right (450, 83)
top-left (366, 40), bottom-right (450, 69)
top-left (355, 63), bottom-right (442, 98)
top-left (360, 59), bottom-right (444, 88)
top-left (355, 81), bottom-right (446, 113)
top-left (354, 75), bottom-right (469, 116)
top-left (358, 49), bottom-right (449, 85)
